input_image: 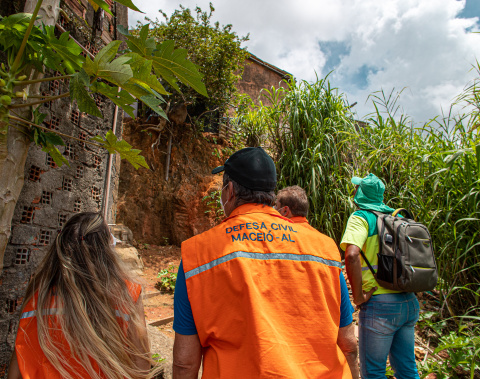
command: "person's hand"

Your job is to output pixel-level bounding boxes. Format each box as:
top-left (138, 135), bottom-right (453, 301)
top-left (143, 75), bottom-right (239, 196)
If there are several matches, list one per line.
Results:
top-left (354, 287), bottom-right (377, 307)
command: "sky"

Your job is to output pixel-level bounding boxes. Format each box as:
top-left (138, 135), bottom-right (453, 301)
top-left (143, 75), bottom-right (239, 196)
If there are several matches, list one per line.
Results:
top-left (129, 0), bottom-right (480, 125)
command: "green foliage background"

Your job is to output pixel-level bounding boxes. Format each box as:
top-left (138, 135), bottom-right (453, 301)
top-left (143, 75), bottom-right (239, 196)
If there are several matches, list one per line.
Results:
top-left (234, 69), bottom-right (480, 317)
top-left (137, 3), bottom-right (249, 124)
top-left (235, 69), bottom-right (480, 376)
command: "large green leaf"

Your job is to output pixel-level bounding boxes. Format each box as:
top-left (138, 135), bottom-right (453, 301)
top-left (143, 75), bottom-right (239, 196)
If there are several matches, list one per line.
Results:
top-left (70, 69), bottom-right (102, 118)
top-left (122, 30), bottom-right (206, 97)
top-left (113, 0), bottom-right (143, 13)
top-left (151, 40), bottom-right (207, 97)
top-left (140, 95), bottom-right (167, 119)
top-left (83, 41), bottom-right (133, 85)
top-left (92, 81), bottom-right (136, 118)
top-left (117, 81), bottom-right (153, 100)
top-left (126, 53), bottom-right (169, 95)
top-left (92, 130), bottom-right (149, 169)
top-left (41, 26), bottom-right (84, 73)
top-left (0, 13), bottom-right (32, 28)
top-left (95, 40), bottom-right (122, 66)
top-left (124, 24), bottom-right (156, 56)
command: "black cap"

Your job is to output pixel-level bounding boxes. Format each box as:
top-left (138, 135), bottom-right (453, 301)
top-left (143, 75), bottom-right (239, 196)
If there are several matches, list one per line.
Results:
top-left (212, 147), bottom-right (276, 191)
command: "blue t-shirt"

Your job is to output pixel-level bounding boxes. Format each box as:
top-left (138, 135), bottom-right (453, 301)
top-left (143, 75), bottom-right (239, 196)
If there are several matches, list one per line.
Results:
top-left (173, 260), bottom-right (355, 335)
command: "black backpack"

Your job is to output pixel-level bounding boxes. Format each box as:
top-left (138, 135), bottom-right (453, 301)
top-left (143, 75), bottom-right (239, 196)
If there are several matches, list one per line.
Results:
top-left (360, 208), bottom-right (438, 292)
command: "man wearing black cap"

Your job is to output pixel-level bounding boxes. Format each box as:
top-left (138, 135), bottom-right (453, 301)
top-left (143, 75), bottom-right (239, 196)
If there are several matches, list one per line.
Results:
top-left (172, 147), bottom-right (353, 379)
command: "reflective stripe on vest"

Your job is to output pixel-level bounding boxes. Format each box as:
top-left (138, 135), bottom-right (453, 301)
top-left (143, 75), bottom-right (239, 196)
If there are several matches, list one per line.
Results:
top-left (185, 250), bottom-right (342, 279)
top-left (20, 308), bottom-right (130, 322)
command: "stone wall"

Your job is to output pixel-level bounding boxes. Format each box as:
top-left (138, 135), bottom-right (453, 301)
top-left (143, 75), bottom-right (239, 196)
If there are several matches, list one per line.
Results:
top-left (0, 1), bottom-right (127, 374)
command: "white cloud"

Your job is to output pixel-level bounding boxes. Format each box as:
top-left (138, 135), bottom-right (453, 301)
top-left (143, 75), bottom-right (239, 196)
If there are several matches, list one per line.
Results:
top-left (128, 0), bottom-right (480, 124)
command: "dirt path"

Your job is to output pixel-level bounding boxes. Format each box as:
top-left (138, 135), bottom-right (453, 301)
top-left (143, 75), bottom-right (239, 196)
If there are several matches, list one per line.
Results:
top-left (136, 244), bottom-right (181, 378)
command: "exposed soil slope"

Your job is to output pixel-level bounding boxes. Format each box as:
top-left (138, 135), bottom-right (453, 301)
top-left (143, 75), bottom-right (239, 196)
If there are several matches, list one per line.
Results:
top-left (117, 119), bottom-right (227, 245)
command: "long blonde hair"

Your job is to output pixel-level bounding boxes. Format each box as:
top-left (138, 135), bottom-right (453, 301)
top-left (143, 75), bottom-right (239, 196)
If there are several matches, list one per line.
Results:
top-left (22, 212), bottom-right (158, 379)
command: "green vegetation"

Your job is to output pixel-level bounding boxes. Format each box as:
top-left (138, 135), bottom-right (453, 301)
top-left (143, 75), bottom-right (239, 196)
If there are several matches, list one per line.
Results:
top-left (0, 0), bottom-right (207, 270)
top-left (418, 312), bottom-right (480, 378)
top-left (202, 189), bottom-right (224, 222)
top-left (156, 265), bottom-right (178, 292)
top-left (234, 65), bottom-right (480, 376)
top-left (0, 8), bottom-right (206, 168)
top-left (137, 3), bottom-right (249, 126)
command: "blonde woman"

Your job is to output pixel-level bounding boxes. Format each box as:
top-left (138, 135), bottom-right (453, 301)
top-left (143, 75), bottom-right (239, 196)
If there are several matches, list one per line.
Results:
top-left (8, 212), bottom-right (158, 379)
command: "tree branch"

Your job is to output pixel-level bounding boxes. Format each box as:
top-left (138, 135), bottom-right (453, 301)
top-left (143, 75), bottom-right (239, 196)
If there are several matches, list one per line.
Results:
top-left (11, 0), bottom-right (44, 73)
top-left (14, 75), bottom-right (72, 85)
top-left (9, 92), bottom-right (70, 109)
top-left (8, 115), bottom-right (103, 148)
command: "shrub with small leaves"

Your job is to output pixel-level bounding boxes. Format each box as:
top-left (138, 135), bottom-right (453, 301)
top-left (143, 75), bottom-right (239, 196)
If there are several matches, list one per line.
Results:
top-left (155, 265), bottom-right (178, 292)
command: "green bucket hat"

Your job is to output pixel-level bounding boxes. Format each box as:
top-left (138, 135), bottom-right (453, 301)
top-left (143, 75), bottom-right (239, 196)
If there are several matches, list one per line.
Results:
top-left (351, 173), bottom-right (394, 213)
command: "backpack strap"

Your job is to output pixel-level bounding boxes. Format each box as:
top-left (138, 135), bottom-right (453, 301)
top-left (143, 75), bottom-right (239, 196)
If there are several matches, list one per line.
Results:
top-left (392, 208), bottom-right (415, 220)
top-left (359, 249), bottom-right (377, 277)
top-left (357, 209), bottom-right (384, 277)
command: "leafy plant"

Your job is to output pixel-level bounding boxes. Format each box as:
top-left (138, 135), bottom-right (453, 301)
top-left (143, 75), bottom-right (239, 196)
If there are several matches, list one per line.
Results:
top-left (156, 265), bottom-right (178, 292)
top-left (231, 94), bottom-right (269, 147)
top-left (0, 5), bottom-right (206, 167)
top-left (202, 189), bottom-right (224, 222)
top-left (0, 0), bottom-right (207, 270)
top-left (138, 3), bottom-right (249, 126)
top-left (419, 324), bottom-right (480, 378)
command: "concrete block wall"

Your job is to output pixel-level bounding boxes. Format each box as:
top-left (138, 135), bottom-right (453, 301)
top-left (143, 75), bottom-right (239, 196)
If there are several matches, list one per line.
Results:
top-left (0, 1), bottom-right (127, 372)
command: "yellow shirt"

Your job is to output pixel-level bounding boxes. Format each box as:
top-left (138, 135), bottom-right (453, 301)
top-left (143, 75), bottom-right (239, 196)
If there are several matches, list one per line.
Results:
top-left (340, 210), bottom-right (400, 295)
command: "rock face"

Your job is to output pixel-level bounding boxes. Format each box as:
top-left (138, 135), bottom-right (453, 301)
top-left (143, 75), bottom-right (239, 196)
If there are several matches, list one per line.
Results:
top-left (116, 121), bottom-right (225, 246)
top-left (115, 245), bottom-right (144, 276)
top-left (111, 224), bottom-right (134, 245)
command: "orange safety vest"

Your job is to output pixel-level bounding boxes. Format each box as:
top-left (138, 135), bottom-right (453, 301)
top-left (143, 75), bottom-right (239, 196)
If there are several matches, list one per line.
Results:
top-left (290, 216), bottom-right (310, 227)
top-left (182, 204), bottom-right (351, 378)
top-left (15, 281), bottom-right (141, 379)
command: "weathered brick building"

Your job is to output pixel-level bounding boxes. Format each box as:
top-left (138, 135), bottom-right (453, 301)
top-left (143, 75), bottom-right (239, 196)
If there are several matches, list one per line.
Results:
top-left (0, 0), bottom-right (127, 374)
top-left (238, 53), bottom-right (291, 106)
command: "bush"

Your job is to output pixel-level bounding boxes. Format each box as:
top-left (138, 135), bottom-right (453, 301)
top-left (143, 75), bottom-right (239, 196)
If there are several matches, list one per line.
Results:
top-left (156, 265), bottom-right (178, 292)
top-left (137, 3), bottom-right (249, 126)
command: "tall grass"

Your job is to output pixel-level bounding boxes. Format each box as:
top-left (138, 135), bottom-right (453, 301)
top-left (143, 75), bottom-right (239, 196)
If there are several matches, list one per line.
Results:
top-left (234, 67), bottom-right (480, 316)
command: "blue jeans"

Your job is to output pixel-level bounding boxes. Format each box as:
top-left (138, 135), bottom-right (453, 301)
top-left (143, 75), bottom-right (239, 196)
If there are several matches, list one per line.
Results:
top-left (359, 293), bottom-right (420, 379)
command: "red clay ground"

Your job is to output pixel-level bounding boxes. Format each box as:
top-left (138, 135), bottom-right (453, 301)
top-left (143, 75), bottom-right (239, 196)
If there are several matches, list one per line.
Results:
top-left (137, 244), bottom-right (181, 328)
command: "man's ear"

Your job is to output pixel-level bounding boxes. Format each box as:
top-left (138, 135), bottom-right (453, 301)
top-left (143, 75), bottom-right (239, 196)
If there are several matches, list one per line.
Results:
top-left (280, 206), bottom-right (290, 217)
top-left (226, 181), bottom-right (235, 201)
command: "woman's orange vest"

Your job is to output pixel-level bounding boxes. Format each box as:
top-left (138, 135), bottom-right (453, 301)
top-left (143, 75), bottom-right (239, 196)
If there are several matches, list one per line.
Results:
top-left (15, 281), bottom-right (141, 379)
top-left (182, 204), bottom-right (352, 378)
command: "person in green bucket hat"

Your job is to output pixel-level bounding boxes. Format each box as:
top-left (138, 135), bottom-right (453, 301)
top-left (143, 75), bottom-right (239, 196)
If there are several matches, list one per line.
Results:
top-left (340, 173), bottom-right (420, 379)
top-left (351, 173), bottom-right (395, 213)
